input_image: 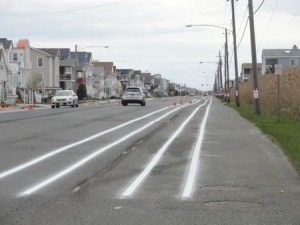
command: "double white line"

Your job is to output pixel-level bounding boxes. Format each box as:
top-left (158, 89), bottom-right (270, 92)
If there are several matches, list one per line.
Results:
top-left (122, 99), bottom-right (211, 198)
top-left (0, 107), bottom-right (171, 181)
top-left (1, 99), bottom-right (209, 197)
top-left (19, 106), bottom-right (184, 196)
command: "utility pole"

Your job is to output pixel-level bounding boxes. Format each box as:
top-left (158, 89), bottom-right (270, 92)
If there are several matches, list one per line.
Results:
top-left (225, 29), bottom-right (231, 103)
top-left (224, 29), bottom-right (228, 103)
top-left (218, 51), bottom-right (223, 91)
top-left (228, 0), bottom-right (240, 106)
top-left (248, 0), bottom-right (261, 115)
top-left (74, 44), bottom-right (78, 94)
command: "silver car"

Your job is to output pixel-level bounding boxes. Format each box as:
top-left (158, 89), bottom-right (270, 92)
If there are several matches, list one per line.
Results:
top-left (51, 90), bottom-right (79, 108)
top-left (121, 86), bottom-right (146, 106)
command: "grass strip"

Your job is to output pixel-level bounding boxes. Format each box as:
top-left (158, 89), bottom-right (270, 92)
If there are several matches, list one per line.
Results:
top-left (228, 102), bottom-right (300, 172)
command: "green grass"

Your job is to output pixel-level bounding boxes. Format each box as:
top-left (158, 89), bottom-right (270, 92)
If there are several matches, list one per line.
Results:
top-left (228, 103), bottom-right (300, 171)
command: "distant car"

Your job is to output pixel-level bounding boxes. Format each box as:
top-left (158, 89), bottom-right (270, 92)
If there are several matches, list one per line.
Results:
top-left (51, 90), bottom-right (79, 108)
top-left (121, 86), bottom-right (146, 106)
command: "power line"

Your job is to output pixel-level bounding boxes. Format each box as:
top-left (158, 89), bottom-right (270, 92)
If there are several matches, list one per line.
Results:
top-left (228, 0), bottom-right (267, 76)
top-left (237, 18), bottom-right (249, 49)
top-left (258, 0), bottom-right (280, 48)
top-left (228, 5), bottom-right (248, 68)
top-left (223, 1), bottom-right (231, 29)
top-left (254, 0), bottom-right (266, 14)
top-left (236, 6), bottom-right (249, 37)
top-left (0, 0), bottom-right (130, 16)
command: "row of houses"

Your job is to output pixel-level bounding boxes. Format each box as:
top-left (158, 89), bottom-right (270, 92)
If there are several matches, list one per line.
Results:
top-left (2, 37), bottom-right (298, 103)
top-left (240, 44), bottom-right (300, 81)
top-left (0, 38), bottom-right (190, 104)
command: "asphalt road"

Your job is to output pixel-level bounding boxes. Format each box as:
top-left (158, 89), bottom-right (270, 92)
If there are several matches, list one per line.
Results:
top-left (0, 97), bottom-right (299, 225)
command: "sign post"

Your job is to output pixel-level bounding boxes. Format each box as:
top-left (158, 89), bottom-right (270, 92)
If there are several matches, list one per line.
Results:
top-left (275, 64), bottom-right (282, 123)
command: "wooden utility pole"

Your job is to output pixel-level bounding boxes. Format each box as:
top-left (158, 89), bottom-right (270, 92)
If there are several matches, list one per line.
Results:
top-left (248, 0), bottom-right (261, 115)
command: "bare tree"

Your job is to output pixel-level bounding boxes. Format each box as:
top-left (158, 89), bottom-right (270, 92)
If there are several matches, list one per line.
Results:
top-left (26, 71), bottom-right (40, 106)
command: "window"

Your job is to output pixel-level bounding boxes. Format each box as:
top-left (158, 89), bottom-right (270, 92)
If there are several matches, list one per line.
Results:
top-left (243, 69), bottom-right (251, 75)
top-left (265, 58), bottom-right (278, 65)
top-left (290, 59), bottom-right (298, 66)
top-left (38, 57), bottom-right (44, 67)
top-left (13, 53), bottom-right (18, 61)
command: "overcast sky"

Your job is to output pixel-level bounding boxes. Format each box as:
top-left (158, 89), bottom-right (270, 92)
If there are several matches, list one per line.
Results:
top-left (1, 0), bottom-right (299, 90)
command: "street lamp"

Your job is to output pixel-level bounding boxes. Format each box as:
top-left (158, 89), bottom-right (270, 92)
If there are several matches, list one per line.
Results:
top-left (199, 61), bottom-right (218, 64)
top-left (201, 71), bottom-right (216, 92)
top-left (74, 45), bottom-right (109, 93)
top-left (186, 23), bottom-right (236, 105)
top-left (199, 60), bottom-right (223, 95)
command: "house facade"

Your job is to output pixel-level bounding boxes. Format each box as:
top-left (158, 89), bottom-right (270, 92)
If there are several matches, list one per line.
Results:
top-left (1, 37), bottom-right (182, 102)
top-left (240, 63), bottom-right (262, 81)
top-left (30, 48), bottom-right (60, 101)
top-left (93, 61), bottom-right (120, 99)
top-left (11, 39), bottom-right (32, 103)
top-left (262, 45), bottom-right (300, 74)
top-left (0, 40), bottom-right (8, 103)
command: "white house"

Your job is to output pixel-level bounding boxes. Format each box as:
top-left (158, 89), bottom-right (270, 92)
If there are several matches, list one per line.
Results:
top-left (30, 48), bottom-right (60, 102)
top-left (262, 45), bottom-right (300, 74)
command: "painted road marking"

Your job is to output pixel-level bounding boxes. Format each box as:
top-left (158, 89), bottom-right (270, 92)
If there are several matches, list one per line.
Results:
top-left (121, 100), bottom-right (208, 197)
top-left (19, 106), bottom-right (186, 196)
top-left (0, 107), bottom-right (171, 180)
top-left (182, 99), bottom-right (211, 198)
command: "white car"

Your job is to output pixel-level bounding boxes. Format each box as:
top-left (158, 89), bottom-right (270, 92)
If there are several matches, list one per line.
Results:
top-left (51, 90), bottom-right (79, 108)
top-left (121, 86), bottom-right (146, 106)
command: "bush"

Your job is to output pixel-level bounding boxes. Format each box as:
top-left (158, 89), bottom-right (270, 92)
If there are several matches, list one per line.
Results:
top-left (229, 67), bottom-right (300, 120)
top-left (77, 84), bottom-right (87, 100)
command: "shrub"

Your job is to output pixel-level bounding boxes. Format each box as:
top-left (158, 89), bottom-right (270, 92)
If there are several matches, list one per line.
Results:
top-left (77, 84), bottom-right (87, 100)
top-left (229, 67), bottom-right (300, 120)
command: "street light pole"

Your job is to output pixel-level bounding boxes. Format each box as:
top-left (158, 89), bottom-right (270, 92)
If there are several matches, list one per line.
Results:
top-left (187, 24), bottom-right (232, 100)
top-left (248, 0), bottom-right (261, 115)
top-left (218, 51), bottom-right (223, 91)
top-left (225, 28), bottom-right (230, 103)
top-left (200, 62), bottom-right (219, 91)
top-left (74, 45), bottom-right (109, 94)
top-left (228, 0), bottom-right (240, 106)
top-left (74, 44), bottom-right (78, 94)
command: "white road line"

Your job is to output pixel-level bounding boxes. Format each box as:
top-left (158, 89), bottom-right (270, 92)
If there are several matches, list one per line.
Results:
top-left (19, 106), bottom-right (185, 196)
top-left (0, 107), bottom-right (170, 180)
top-left (121, 100), bottom-right (208, 197)
top-left (182, 99), bottom-right (212, 198)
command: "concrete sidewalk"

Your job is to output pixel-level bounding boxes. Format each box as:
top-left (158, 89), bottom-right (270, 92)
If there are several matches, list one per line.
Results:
top-left (197, 97), bottom-right (300, 223)
top-left (0, 99), bottom-right (118, 112)
top-left (0, 103), bottom-right (50, 111)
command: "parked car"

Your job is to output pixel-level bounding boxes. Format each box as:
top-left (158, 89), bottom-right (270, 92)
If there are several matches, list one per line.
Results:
top-left (51, 90), bottom-right (79, 108)
top-left (121, 86), bottom-right (146, 106)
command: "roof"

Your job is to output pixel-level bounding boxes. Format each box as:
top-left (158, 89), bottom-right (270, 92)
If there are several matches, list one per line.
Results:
top-left (59, 48), bottom-right (71, 59)
top-left (31, 47), bottom-right (54, 57)
top-left (71, 51), bottom-right (90, 63)
top-left (262, 45), bottom-right (300, 57)
top-left (241, 63), bottom-right (262, 69)
top-left (0, 38), bottom-right (13, 49)
top-left (37, 48), bottom-right (61, 57)
top-left (116, 69), bottom-right (134, 75)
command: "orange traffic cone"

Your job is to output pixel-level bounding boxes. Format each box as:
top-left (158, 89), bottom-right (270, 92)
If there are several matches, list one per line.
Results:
top-left (28, 103), bottom-right (33, 110)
